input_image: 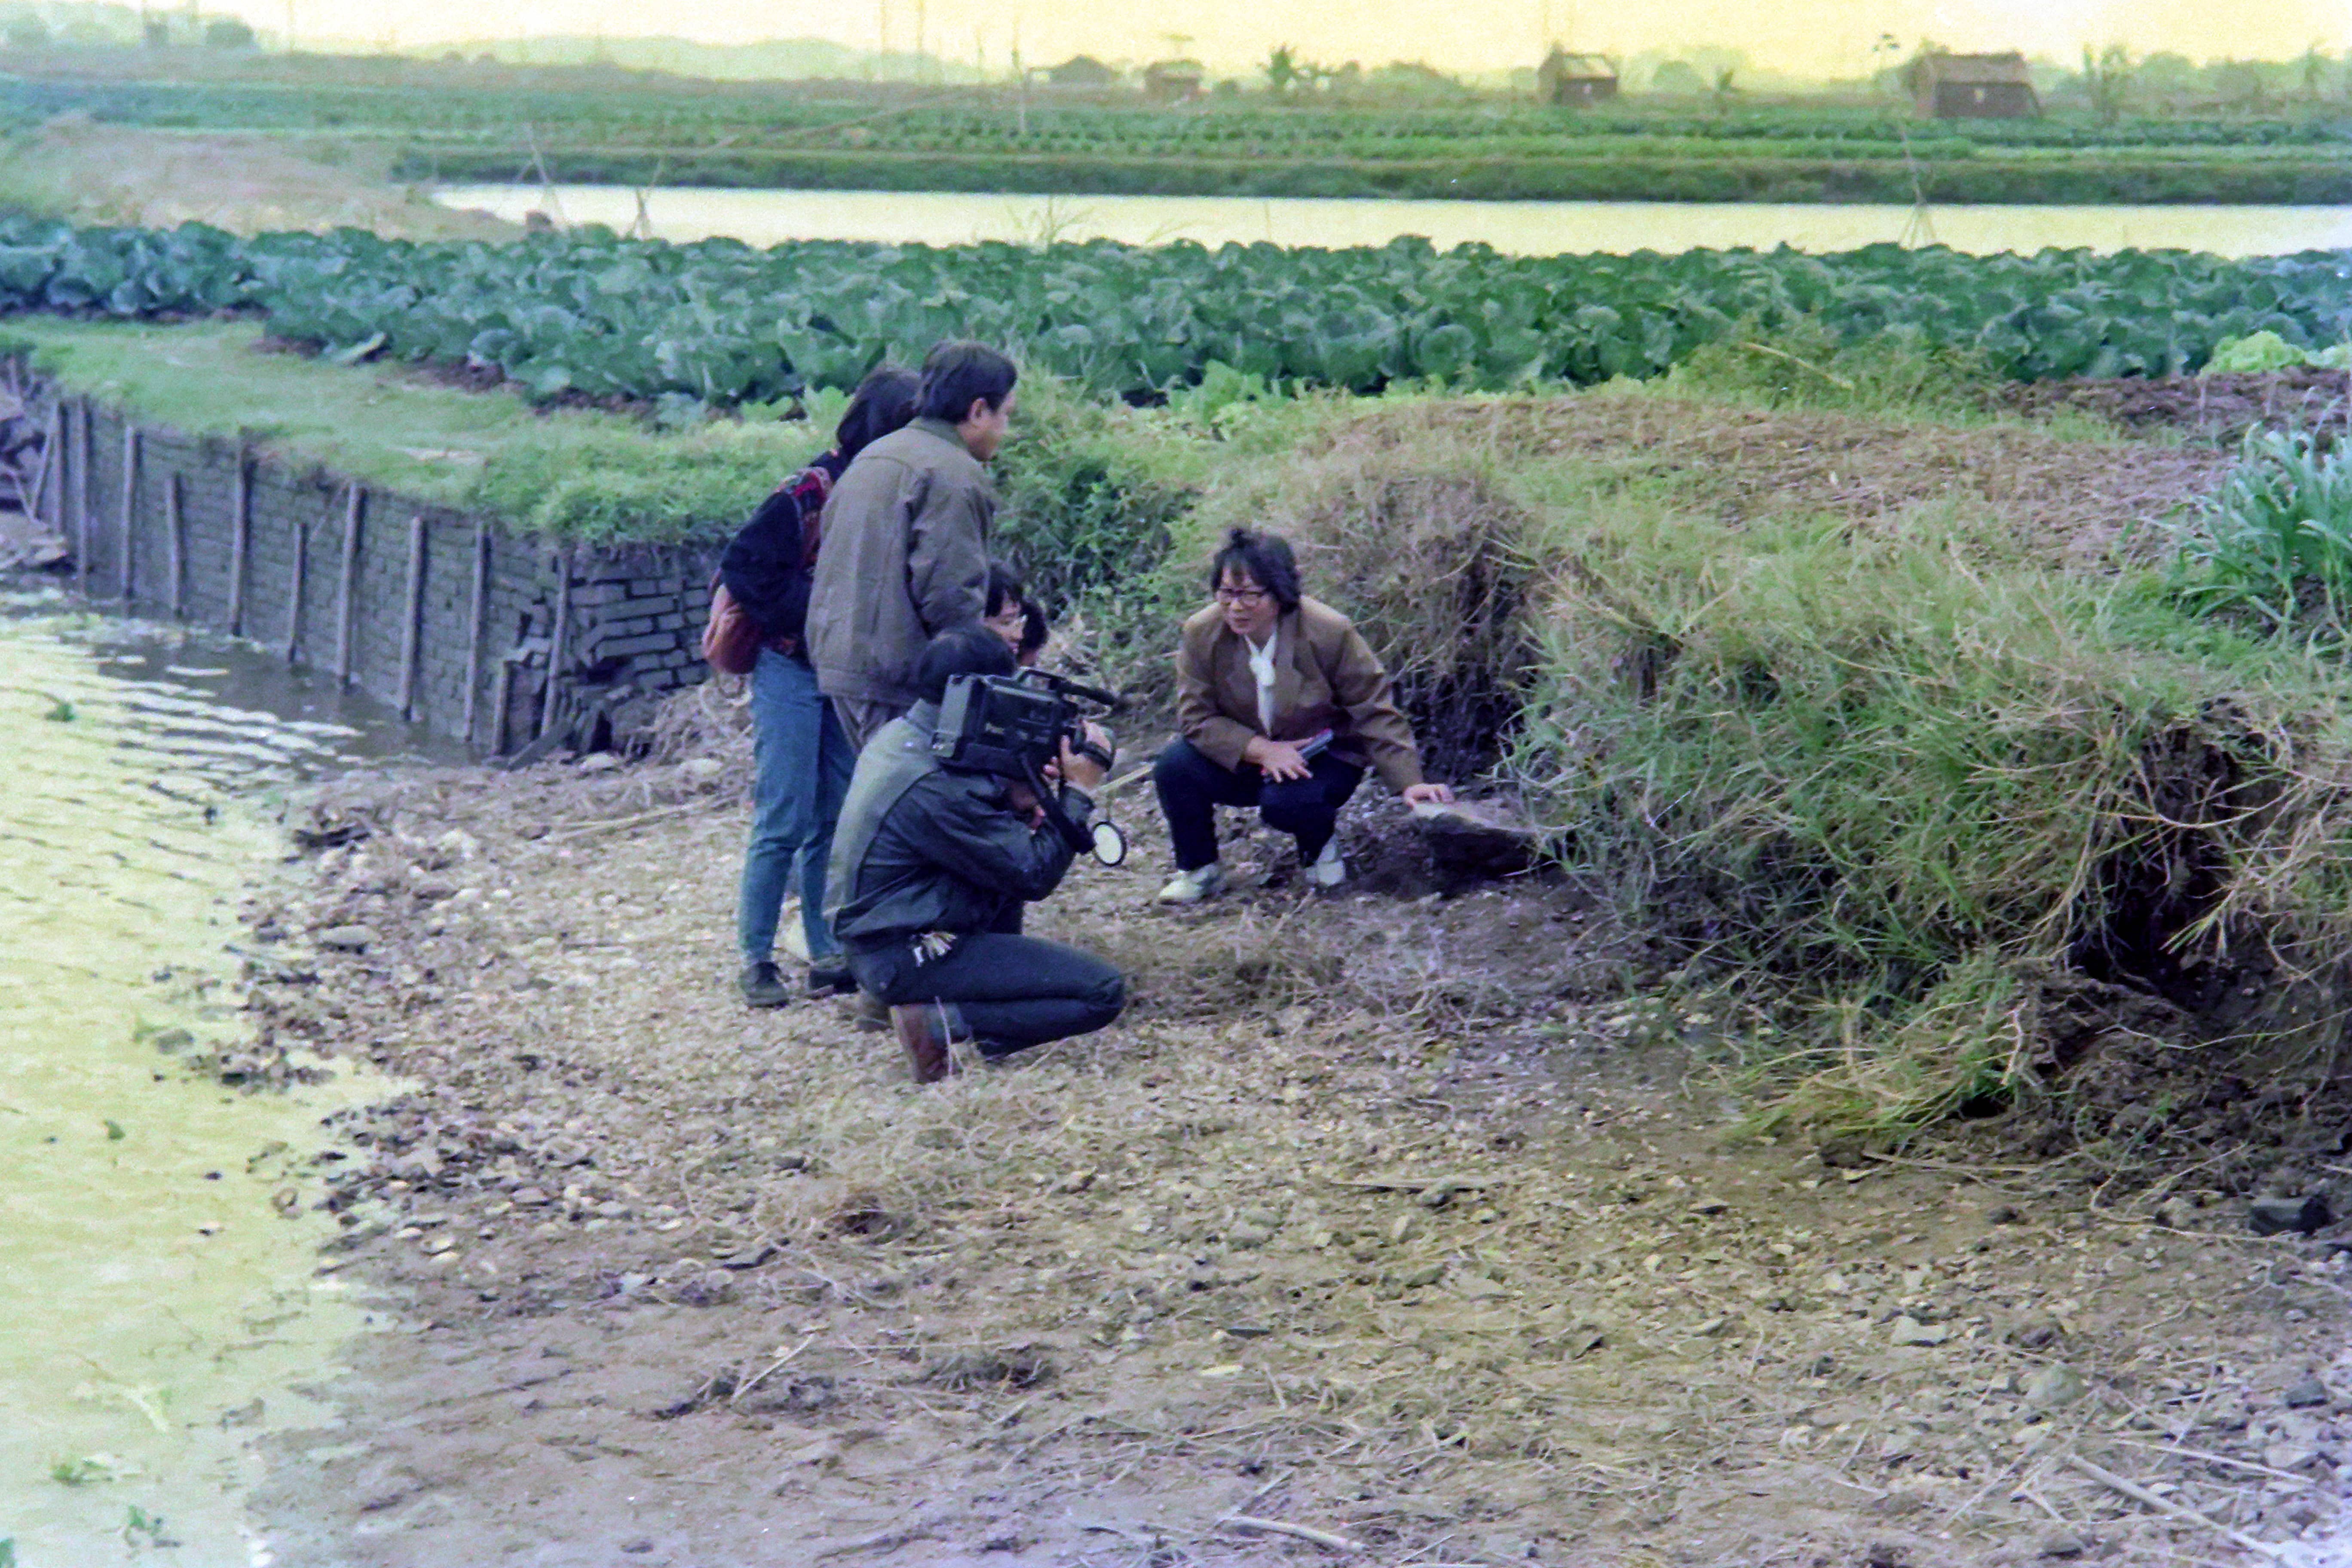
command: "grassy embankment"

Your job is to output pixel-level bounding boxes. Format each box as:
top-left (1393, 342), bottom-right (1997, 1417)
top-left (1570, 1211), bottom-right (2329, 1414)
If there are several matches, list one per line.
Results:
top-left (1122, 346), bottom-right (2352, 1135)
top-left (1, 315), bottom-right (827, 536)
top-left (405, 147), bottom-right (2352, 205)
top-left (20, 311), bottom-right (2352, 1138)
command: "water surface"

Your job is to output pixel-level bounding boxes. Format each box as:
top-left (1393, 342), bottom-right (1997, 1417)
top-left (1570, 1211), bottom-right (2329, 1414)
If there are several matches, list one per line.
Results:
top-left (438, 183), bottom-right (2352, 257)
top-left (0, 587), bottom-right (447, 1567)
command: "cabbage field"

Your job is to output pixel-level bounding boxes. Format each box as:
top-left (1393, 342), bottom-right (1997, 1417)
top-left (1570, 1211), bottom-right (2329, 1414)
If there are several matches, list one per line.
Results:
top-left (3, 213), bottom-right (2349, 404)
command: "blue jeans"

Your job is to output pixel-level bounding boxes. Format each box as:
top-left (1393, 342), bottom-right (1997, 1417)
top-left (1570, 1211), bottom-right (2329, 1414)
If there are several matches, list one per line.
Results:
top-left (738, 647), bottom-right (855, 965)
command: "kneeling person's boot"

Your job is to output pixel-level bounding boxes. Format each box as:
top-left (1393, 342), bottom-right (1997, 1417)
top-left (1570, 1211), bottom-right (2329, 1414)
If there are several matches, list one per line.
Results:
top-left (891, 1000), bottom-right (971, 1084)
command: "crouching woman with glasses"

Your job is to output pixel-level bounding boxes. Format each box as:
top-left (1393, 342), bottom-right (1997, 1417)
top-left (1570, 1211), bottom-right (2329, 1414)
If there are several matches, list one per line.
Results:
top-left (1153, 528), bottom-right (1453, 904)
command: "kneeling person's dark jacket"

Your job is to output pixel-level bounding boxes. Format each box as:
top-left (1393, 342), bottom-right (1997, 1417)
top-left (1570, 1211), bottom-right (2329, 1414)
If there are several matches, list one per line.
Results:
top-left (825, 700), bottom-right (1126, 1054)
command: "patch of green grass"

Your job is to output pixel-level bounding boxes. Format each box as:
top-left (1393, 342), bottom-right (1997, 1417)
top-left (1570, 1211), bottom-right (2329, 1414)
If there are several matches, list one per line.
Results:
top-left (8, 315), bottom-right (828, 543)
top-left (50, 1454), bottom-right (119, 1485)
top-left (1510, 479), bottom-right (2352, 1129)
top-left (2169, 429), bottom-right (2352, 646)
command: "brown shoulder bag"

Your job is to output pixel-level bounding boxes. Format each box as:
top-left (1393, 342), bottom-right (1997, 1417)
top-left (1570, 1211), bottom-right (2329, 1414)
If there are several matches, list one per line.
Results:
top-left (701, 576), bottom-right (763, 676)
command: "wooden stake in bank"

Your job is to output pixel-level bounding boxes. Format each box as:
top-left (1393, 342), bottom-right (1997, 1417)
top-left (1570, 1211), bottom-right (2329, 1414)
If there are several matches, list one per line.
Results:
top-left (74, 398), bottom-right (94, 595)
top-left (116, 424), bottom-right (139, 603)
top-left (285, 505), bottom-right (310, 664)
top-left (224, 443), bottom-right (251, 636)
top-left (397, 514), bottom-right (428, 721)
top-left (165, 472), bottom-right (186, 618)
top-left (462, 522), bottom-right (492, 744)
top-left (43, 398), bottom-right (64, 536)
top-left (332, 484), bottom-right (363, 684)
top-left (536, 547), bottom-right (573, 741)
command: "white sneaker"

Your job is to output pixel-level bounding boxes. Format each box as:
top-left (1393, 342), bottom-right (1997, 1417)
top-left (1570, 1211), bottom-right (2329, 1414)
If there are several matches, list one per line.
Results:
top-left (1156, 863), bottom-right (1227, 905)
top-left (1305, 840), bottom-right (1348, 889)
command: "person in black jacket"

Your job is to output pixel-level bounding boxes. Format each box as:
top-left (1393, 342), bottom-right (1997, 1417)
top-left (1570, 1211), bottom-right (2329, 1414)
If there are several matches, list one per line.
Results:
top-left (731, 368), bottom-right (920, 1008)
top-left (825, 625), bottom-right (1127, 1082)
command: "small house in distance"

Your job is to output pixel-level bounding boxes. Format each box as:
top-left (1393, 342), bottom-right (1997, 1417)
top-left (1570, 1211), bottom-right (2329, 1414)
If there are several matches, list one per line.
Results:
top-left (1910, 52), bottom-right (2040, 118)
top-left (1538, 49), bottom-right (1618, 106)
top-left (1042, 55), bottom-right (1119, 89)
top-left (1142, 59), bottom-right (1206, 102)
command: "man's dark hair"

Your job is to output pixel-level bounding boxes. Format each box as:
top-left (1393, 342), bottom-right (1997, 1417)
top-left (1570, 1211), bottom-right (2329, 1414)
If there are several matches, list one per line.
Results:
top-left (1018, 599), bottom-right (1049, 658)
top-left (1208, 527), bottom-right (1302, 612)
top-left (916, 341), bottom-right (1019, 424)
top-left (914, 622), bottom-right (1018, 703)
top-left (986, 560), bottom-right (1027, 619)
top-left (835, 367), bottom-right (920, 460)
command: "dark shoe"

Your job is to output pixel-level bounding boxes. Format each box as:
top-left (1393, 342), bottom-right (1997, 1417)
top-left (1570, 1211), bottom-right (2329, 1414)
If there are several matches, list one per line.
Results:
top-left (848, 989), bottom-right (890, 1031)
top-left (740, 961), bottom-right (792, 1009)
top-left (891, 1001), bottom-right (967, 1084)
top-left (807, 962), bottom-right (857, 998)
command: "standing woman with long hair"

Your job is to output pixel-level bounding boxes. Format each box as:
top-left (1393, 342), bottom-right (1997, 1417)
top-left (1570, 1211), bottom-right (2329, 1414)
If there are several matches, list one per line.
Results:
top-left (729, 368), bottom-right (921, 1006)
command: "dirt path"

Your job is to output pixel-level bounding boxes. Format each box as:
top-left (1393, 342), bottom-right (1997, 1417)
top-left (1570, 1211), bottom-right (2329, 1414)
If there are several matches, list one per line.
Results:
top-left (229, 749), bottom-right (2352, 1567)
top-left (0, 120), bottom-right (520, 239)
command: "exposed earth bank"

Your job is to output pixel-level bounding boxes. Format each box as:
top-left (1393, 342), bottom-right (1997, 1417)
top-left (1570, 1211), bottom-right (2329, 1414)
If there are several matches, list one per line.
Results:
top-left (217, 728), bottom-right (2352, 1568)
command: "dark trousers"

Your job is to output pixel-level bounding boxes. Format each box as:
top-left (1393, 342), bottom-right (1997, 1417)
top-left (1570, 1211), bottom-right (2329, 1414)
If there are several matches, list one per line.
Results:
top-left (1152, 738), bottom-right (1364, 873)
top-left (847, 932), bottom-right (1126, 1057)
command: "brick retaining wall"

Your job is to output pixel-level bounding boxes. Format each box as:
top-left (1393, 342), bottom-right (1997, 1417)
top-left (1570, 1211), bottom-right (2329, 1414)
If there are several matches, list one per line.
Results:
top-left (14, 374), bottom-right (721, 756)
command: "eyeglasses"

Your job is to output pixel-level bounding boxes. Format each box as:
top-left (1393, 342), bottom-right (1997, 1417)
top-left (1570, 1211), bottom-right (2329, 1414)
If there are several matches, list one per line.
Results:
top-left (1214, 587), bottom-right (1270, 607)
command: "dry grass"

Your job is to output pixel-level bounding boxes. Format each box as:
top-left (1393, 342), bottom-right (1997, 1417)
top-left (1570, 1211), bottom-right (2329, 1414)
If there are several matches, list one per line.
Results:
top-left (1323, 392), bottom-right (2227, 570)
top-left (0, 119), bottom-right (521, 239)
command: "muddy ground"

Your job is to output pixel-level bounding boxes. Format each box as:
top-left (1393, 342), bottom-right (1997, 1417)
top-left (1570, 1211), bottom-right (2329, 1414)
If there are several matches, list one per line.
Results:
top-left (199, 728), bottom-right (2352, 1568)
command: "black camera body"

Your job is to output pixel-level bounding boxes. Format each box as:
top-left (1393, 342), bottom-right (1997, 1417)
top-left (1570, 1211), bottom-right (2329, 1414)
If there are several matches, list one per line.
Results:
top-left (932, 673), bottom-right (1100, 779)
top-left (933, 671), bottom-right (1123, 857)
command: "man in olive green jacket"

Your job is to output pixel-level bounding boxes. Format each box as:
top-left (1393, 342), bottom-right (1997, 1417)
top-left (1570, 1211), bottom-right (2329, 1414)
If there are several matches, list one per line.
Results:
top-left (807, 342), bottom-right (1018, 748)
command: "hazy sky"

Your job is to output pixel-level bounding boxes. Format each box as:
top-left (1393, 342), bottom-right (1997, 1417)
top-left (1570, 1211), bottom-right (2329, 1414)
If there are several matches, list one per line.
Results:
top-left (229, 0), bottom-right (2351, 76)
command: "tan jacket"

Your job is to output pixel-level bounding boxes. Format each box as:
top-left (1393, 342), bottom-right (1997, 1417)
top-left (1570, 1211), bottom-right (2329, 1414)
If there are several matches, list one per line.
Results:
top-left (805, 419), bottom-right (994, 708)
top-left (1176, 595), bottom-right (1424, 794)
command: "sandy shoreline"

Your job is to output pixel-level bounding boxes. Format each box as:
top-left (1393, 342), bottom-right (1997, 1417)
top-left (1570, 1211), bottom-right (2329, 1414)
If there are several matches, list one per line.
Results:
top-left (226, 735), bottom-right (2352, 1566)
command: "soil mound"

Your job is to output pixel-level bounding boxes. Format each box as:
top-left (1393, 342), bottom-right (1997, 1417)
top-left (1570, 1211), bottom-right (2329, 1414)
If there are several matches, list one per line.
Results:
top-left (2000, 367), bottom-right (2352, 448)
top-left (1326, 394), bottom-right (2229, 567)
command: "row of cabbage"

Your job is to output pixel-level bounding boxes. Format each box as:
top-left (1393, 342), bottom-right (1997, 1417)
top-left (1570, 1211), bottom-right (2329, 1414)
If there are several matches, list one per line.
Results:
top-left (3, 215), bottom-right (2349, 404)
top-left (7, 78), bottom-right (2346, 151)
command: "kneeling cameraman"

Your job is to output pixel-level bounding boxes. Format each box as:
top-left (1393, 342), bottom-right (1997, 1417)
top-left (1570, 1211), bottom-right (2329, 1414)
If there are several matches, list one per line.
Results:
top-left (825, 625), bottom-right (1127, 1082)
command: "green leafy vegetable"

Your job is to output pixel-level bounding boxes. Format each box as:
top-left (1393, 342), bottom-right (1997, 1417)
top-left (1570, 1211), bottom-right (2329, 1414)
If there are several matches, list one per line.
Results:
top-left (4, 214), bottom-right (2349, 405)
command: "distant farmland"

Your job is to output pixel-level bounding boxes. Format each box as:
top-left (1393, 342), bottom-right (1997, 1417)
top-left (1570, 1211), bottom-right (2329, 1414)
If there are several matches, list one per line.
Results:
top-left (3, 56), bottom-right (2350, 205)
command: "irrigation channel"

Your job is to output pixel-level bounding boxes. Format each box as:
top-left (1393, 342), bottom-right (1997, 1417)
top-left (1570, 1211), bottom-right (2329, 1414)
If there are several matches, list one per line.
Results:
top-left (438, 184), bottom-right (2352, 257)
top-left (0, 582), bottom-right (452, 1567)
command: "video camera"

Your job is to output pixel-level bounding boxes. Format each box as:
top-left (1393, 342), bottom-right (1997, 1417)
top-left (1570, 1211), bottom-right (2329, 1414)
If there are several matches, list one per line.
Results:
top-left (933, 670), bottom-right (1127, 863)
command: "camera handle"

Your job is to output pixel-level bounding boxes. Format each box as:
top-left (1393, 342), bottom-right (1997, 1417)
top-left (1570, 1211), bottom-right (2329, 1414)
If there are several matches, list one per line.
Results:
top-left (1019, 757), bottom-right (1128, 867)
top-left (1020, 756), bottom-right (1093, 855)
